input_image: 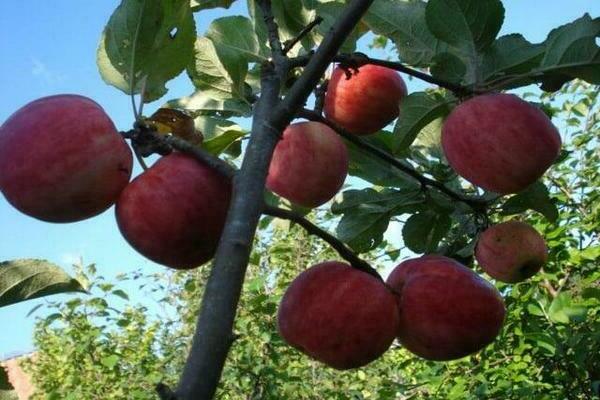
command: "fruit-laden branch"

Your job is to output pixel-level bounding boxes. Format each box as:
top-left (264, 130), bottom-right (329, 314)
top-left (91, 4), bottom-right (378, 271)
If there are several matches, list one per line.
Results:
top-left (174, 1), bottom-right (375, 399)
top-left (298, 109), bottom-right (490, 211)
top-left (332, 53), bottom-right (481, 96)
top-left (287, 52), bottom-right (479, 96)
top-left (121, 123), bottom-right (236, 180)
top-left (263, 205), bottom-right (381, 279)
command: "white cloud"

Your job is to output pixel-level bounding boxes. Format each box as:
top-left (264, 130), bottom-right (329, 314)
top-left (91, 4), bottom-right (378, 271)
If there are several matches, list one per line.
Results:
top-left (31, 58), bottom-right (66, 85)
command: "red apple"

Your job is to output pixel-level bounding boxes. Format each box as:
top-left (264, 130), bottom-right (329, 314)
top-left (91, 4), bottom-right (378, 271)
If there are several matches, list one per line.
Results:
top-left (475, 220), bottom-right (547, 283)
top-left (441, 93), bottom-right (561, 194)
top-left (324, 64), bottom-right (407, 135)
top-left (115, 152), bottom-right (231, 269)
top-left (387, 255), bottom-right (506, 361)
top-left (0, 94), bottom-right (132, 222)
top-left (266, 121), bottom-right (348, 208)
top-left (278, 261), bottom-right (399, 369)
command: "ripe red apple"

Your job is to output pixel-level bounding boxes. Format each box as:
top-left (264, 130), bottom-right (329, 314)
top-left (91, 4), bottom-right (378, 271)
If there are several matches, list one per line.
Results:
top-left (475, 220), bottom-right (547, 283)
top-left (387, 255), bottom-right (506, 361)
top-left (266, 121), bottom-right (348, 208)
top-left (324, 64), bottom-right (407, 135)
top-left (278, 261), bottom-right (399, 369)
top-left (441, 93), bottom-right (561, 194)
top-left (115, 152), bottom-right (231, 269)
top-left (0, 94), bottom-right (132, 222)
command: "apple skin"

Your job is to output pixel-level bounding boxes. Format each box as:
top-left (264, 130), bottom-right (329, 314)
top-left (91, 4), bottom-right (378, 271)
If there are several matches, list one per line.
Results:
top-left (0, 94), bottom-right (132, 222)
top-left (387, 255), bottom-right (506, 361)
top-left (115, 152), bottom-right (231, 269)
top-left (324, 64), bottom-right (407, 135)
top-left (278, 261), bottom-right (400, 369)
top-left (266, 122), bottom-right (348, 208)
top-left (441, 93), bottom-right (561, 194)
top-left (475, 220), bottom-right (548, 283)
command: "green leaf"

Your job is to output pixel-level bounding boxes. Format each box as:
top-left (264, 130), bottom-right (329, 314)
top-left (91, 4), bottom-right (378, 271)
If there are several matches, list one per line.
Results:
top-left (248, 0), bottom-right (318, 56)
top-left (430, 52), bottom-right (467, 84)
top-left (111, 290), bottom-right (129, 301)
top-left (166, 90), bottom-right (252, 117)
top-left (101, 355), bottom-right (120, 369)
top-left (425, 0), bottom-right (504, 52)
top-left (205, 16), bottom-right (266, 80)
top-left (425, 0), bottom-right (505, 84)
top-left (190, 0), bottom-right (236, 12)
top-left (500, 181), bottom-right (559, 222)
top-left (334, 188), bottom-right (425, 253)
top-left (346, 136), bottom-right (421, 188)
top-left (539, 14), bottom-right (600, 85)
top-left (336, 211), bottom-right (391, 253)
top-left (332, 188), bottom-right (425, 215)
top-left (364, 0), bottom-right (447, 66)
top-left (188, 34), bottom-right (257, 103)
top-left (0, 259), bottom-right (87, 308)
top-left (393, 91), bottom-right (453, 153)
top-left (482, 34), bottom-right (545, 82)
top-left (196, 115), bottom-right (247, 155)
top-left (525, 332), bottom-right (556, 355)
top-left (97, 0), bottom-right (196, 101)
top-left (402, 211), bottom-right (452, 253)
top-left (313, 1), bottom-right (365, 53)
top-left (548, 293), bottom-right (588, 324)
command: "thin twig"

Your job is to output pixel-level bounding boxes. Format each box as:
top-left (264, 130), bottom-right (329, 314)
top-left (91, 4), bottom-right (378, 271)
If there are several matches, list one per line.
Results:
top-left (263, 205), bottom-right (381, 280)
top-left (298, 109), bottom-right (490, 211)
top-left (282, 16), bottom-right (324, 54)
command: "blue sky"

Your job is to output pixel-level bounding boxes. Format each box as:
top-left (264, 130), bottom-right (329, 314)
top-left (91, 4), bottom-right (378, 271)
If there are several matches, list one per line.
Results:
top-left (1, 1), bottom-right (599, 358)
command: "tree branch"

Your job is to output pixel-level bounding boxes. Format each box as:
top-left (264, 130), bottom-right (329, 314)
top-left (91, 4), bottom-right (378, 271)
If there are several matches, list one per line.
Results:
top-left (174, 1), bottom-right (375, 398)
top-left (263, 205), bottom-right (381, 280)
top-left (298, 109), bottom-right (490, 211)
top-left (121, 124), bottom-right (236, 180)
top-left (287, 52), bottom-right (479, 96)
top-left (333, 53), bottom-right (478, 96)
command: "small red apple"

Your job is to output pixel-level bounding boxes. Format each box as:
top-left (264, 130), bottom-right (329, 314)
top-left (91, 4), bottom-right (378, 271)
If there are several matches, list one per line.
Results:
top-left (387, 255), bottom-right (505, 361)
top-left (324, 64), bottom-right (407, 135)
top-left (0, 94), bottom-right (132, 222)
top-left (115, 152), bottom-right (231, 269)
top-left (278, 261), bottom-right (399, 369)
top-left (441, 93), bottom-right (561, 194)
top-left (475, 220), bottom-right (547, 283)
top-left (266, 121), bottom-right (348, 208)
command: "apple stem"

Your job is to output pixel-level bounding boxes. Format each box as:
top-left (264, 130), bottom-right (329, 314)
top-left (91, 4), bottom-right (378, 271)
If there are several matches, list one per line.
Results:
top-left (172, 1), bottom-right (376, 399)
top-left (298, 109), bottom-right (491, 212)
top-left (263, 205), bottom-right (382, 280)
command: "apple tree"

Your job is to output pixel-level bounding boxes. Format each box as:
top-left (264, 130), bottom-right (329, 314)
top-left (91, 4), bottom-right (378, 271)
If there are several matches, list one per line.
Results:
top-left (1, 0), bottom-right (599, 399)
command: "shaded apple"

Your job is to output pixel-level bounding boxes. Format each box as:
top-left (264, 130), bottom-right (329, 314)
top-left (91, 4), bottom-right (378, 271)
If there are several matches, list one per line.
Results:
top-left (387, 255), bottom-right (505, 361)
top-left (0, 94), bottom-right (132, 222)
top-left (116, 152), bottom-right (231, 269)
top-left (278, 261), bottom-right (399, 369)
top-left (324, 64), bottom-right (407, 135)
top-left (442, 93), bottom-right (561, 194)
top-left (476, 220), bottom-right (548, 283)
top-left (266, 121), bottom-right (348, 208)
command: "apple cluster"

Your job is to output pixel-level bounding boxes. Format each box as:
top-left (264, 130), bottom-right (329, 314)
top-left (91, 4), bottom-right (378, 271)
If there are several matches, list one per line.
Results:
top-left (0, 61), bottom-right (559, 369)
